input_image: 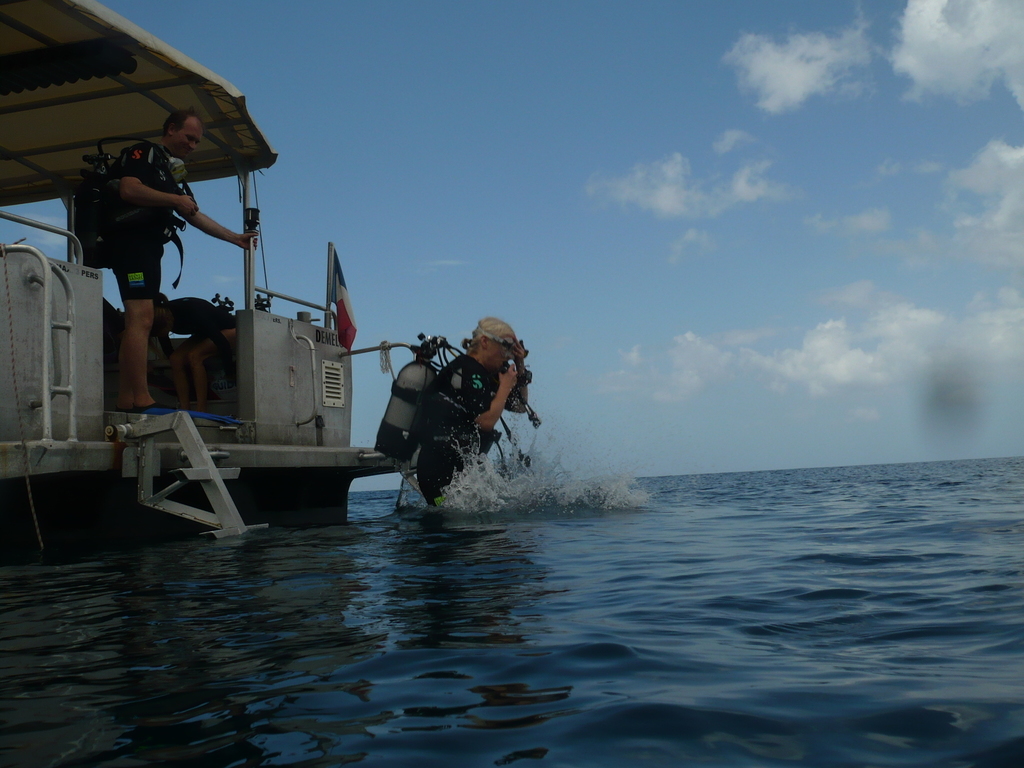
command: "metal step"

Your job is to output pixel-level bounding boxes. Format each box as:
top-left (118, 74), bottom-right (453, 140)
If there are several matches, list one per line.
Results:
top-left (110, 411), bottom-right (264, 537)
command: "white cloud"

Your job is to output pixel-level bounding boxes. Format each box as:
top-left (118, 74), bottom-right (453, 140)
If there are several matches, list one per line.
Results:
top-left (871, 228), bottom-right (941, 261)
top-left (587, 152), bottom-right (790, 219)
top-left (805, 207), bottom-right (891, 235)
top-left (713, 129), bottom-right (756, 154)
top-left (804, 214), bottom-right (833, 233)
top-left (745, 298), bottom-right (951, 397)
top-left (669, 228), bottom-right (714, 263)
top-left (947, 139), bottom-right (1024, 267)
top-left (724, 19), bottom-right (872, 114)
top-left (741, 294), bottom-right (994, 398)
top-left (848, 407), bottom-right (880, 422)
top-left (890, 3), bottom-right (1024, 268)
top-left (587, 153), bottom-right (701, 217)
top-left (872, 158), bottom-right (943, 185)
top-left (845, 208), bottom-right (892, 233)
top-left (961, 295), bottom-right (1024, 364)
top-left (730, 160), bottom-right (786, 203)
top-left (892, 0), bottom-right (1024, 110)
top-left (712, 327), bottom-right (779, 346)
top-left (658, 332), bottom-right (735, 401)
top-left (599, 332), bottom-right (733, 401)
top-left (600, 283), bottom-right (1024, 403)
top-left (877, 159), bottom-right (902, 177)
top-left (621, 345), bottom-right (643, 366)
top-left (744, 319), bottom-right (890, 396)
top-left (862, 302), bottom-right (950, 360)
top-left (818, 279), bottom-right (897, 309)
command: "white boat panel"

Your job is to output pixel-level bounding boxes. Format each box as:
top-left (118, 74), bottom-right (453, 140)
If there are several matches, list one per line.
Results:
top-left (0, 249), bottom-right (104, 442)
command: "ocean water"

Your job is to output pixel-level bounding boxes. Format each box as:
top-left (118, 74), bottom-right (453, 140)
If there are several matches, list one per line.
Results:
top-left (4, 457), bottom-right (1024, 767)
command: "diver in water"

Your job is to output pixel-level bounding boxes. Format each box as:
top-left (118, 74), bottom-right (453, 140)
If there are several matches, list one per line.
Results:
top-left (414, 317), bottom-right (530, 506)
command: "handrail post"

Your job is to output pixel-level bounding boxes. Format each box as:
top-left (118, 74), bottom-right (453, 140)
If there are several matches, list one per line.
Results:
top-left (325, 243), bottom-right (335, 329)
top-left (240, 170), bottom-right (256, 311)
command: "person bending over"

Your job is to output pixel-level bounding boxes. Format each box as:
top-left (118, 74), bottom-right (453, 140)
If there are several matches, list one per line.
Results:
top-left (153, 296), bottom-right (236, 413)
top-left (105, 107), bottom-right (254, 413)
top-left (415, 317), bottom-right (529, 506)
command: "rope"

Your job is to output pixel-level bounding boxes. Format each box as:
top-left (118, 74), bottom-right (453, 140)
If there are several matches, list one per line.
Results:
top-left (379, 342), bottom-right (394, 377)
top-left (1, 244), bottom-right (44, 550)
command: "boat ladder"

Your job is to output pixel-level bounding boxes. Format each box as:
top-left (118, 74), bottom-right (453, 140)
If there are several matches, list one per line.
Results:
top-left (110, 411), bottom-right (264, 538)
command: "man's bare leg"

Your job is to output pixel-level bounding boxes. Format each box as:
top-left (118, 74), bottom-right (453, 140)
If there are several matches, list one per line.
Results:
top-left (117, 299), bottom-right (157, 410)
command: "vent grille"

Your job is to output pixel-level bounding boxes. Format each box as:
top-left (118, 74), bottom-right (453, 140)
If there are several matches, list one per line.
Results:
top-left (322, 360), bottom-right (345, 408)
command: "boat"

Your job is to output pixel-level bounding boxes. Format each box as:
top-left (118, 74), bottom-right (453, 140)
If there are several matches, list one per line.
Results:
top-left (0, 0), bottom-right (400, 548)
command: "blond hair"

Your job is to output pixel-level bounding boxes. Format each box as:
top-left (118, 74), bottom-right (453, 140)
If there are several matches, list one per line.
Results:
top-left (151, 293), bottom-right (173, 337)
top-left (462, 316), bottom-right (515, 352)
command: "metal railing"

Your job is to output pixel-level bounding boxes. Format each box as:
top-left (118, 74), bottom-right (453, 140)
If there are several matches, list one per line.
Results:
top-left (0, 210), bottom-right (84, 264)
top-left (1, 244), bottom-right (78, 441)
top-left (256, 285), bottom-right (329, 314)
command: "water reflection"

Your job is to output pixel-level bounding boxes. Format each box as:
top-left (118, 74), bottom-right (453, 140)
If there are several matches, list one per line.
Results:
top-left (384, 511), bottom-right (550, 649)
top-left (403, 682), bottom-right (573, 726)
top-left (0, 508), bottom-right (561, 766)
top-left (7, 463), bottom-right (1024, 765)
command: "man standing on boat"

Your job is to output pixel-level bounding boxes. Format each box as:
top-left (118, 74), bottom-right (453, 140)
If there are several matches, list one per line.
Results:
top-left (105, 107), bottom-right (255, 413)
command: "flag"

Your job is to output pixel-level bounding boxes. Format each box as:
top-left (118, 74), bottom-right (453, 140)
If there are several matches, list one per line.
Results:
top-left (329, 250), bottom-right (357, 350)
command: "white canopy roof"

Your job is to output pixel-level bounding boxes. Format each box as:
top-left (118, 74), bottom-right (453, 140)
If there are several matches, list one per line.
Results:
top-left (0, 0), bottom-right (277, 206)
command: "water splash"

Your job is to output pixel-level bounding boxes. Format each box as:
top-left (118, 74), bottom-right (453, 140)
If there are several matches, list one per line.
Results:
top-left (397, 449), bottom-right (649, 516)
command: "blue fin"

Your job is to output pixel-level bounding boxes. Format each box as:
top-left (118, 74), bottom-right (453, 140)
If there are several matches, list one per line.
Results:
top-left (133, 406), bottom-right (241, 425)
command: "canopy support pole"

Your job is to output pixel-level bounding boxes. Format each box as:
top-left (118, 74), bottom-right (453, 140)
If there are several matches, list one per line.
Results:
top-left (240, 170), bottom-right (256, 311)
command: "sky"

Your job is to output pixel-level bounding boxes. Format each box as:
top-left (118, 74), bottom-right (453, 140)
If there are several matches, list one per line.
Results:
top-left (6, 0), bottom-right (1024, 488)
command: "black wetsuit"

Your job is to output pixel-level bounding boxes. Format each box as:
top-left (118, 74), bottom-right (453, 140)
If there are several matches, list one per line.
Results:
top-left (414, 354), bottom-right (503, 505)
top-left (101, 142), bottom-right (190, 300)
top-left (159, 298), bottom-right (236, 370)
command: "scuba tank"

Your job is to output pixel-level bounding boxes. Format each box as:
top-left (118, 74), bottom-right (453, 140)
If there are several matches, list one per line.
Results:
top-left (375, 359), bottom-right (436, 461)
top-left (73, 137), bottom-right (182, 270)
top-left (74, 146), bottom-right (116, 269)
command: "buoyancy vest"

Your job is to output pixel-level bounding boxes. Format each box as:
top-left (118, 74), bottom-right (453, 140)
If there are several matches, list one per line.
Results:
top-left (73, 140), bottom-right (191, 286)
top-left (414, 355), bottom-right (498, 456)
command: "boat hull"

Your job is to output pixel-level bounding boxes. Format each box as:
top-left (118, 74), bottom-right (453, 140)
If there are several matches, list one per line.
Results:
top-left (0, 464), bottom-right (389, 550)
